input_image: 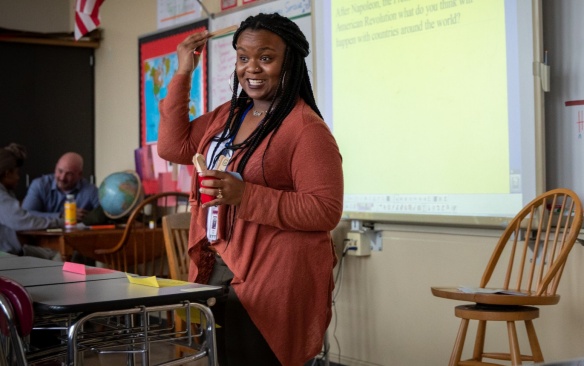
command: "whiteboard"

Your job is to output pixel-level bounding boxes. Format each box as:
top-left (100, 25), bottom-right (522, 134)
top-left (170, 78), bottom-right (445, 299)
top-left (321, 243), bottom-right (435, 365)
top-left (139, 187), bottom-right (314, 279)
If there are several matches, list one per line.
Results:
top-left (311, 0), bottom-right (545, 227)
top-left (207, 0), bottom-right (312, 110)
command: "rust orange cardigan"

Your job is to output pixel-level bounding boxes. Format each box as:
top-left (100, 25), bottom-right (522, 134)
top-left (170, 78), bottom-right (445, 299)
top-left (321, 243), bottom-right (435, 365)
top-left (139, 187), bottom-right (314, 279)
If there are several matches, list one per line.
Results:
top-left (157, 74), bottom-right (343, 366)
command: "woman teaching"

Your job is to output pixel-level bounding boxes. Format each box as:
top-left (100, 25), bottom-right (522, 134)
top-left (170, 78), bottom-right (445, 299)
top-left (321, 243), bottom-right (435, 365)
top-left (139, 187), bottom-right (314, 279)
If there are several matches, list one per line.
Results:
top-left (157, 13), bottom-right (343, 365)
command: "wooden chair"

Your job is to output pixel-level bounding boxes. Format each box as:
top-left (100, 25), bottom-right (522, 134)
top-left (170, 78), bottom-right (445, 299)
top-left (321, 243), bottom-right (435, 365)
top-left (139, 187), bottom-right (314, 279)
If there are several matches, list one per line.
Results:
top-left (431, 188), bottom-right (583, 366)
top-left (162, 211), bottom-right (194, 344)
top-left (162, 212), bottom-right (191, 281)
top-left (94, 191), bottom-right (190, 277)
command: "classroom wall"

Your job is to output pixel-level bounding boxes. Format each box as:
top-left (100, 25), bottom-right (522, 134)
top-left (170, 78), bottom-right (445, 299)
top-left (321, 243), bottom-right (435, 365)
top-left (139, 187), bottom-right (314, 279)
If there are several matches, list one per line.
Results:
top-left (93, 0), bottom-right (157, 183)
top-left (1, 1), bottom-right (584, 365)
top-left (0, 0), bottom-right (74, 33)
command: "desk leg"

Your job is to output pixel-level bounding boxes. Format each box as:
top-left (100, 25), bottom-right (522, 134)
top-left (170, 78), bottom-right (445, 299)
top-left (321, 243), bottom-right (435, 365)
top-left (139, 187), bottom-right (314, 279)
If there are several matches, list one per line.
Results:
top-left (196, 304), bottom-right (218, 366)
top-left (67, 320), bottom-right (78, 366)
top-left (67, 303), bottom-right (218, 366)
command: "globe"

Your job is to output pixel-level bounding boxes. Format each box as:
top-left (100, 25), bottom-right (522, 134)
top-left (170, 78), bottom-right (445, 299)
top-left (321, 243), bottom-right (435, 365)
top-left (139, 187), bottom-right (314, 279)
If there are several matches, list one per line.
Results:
top-left (98, 171), bottom-right (144, 219)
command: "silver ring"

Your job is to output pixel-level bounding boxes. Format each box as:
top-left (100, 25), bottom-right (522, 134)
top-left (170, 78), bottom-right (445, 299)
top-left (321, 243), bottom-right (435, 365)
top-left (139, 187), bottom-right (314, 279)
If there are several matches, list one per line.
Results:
top-left (217, 189), bottom-right (223, 199)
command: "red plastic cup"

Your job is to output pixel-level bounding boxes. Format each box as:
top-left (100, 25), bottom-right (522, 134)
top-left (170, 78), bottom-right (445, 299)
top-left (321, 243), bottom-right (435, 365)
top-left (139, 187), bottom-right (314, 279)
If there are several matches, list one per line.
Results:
top-left (198, 175), bottom-right (219, 204)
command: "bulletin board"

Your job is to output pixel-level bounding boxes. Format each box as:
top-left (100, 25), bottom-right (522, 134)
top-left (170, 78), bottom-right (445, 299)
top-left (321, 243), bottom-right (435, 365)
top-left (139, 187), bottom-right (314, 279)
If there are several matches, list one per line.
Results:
top-left (138, 18), bottom-right (208, 147)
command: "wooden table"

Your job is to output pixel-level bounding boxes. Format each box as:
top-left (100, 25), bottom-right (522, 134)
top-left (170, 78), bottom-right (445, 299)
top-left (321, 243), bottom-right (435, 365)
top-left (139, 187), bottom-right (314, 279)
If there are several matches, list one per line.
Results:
top-left (18, 227), bottom-right (124, 262)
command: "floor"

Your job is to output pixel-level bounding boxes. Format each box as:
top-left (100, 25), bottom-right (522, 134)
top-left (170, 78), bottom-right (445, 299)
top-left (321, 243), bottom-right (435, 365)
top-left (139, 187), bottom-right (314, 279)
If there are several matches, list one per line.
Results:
top-left (76, 341), bottom-right (332, 366)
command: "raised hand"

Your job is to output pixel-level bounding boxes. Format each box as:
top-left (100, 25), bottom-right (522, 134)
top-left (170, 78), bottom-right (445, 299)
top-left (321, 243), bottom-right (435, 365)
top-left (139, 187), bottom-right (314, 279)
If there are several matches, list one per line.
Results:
top-left (176, 30), bottom-right (209, 75)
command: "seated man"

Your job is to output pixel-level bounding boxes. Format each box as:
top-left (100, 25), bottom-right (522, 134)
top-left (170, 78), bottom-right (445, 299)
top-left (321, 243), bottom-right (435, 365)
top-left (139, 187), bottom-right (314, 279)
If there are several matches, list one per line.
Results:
top-left (22, 152), bottom-right (100, 222)
top-left (22, 152), bottom-right (100, 263)
top-left (0, 143), bottom-right (62, 259)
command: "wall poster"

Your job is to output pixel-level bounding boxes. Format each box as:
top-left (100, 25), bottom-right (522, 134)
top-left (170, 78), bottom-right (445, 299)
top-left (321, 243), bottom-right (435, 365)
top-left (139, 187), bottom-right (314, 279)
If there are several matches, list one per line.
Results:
top-left (221, 0), bottom-right (237, 11)
top-left (139, 19), bottom-right (208, 147)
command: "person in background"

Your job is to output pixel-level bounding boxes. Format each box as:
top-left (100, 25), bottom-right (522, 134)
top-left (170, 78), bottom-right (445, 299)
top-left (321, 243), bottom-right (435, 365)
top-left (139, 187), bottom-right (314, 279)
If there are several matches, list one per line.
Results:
top-left (0, 143), bottom-right (62, 258)
top-left (157, 13), bottom-right (343, 366)
top-left (22, 152), bottom-right (100, 222)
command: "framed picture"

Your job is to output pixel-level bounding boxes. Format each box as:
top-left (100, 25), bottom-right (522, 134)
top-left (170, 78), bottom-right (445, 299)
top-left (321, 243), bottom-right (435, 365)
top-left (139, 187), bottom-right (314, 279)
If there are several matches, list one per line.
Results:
top-left (138, 19), bottom-right (209, 147)
top-left (221, 0), bottom-right (237, 11)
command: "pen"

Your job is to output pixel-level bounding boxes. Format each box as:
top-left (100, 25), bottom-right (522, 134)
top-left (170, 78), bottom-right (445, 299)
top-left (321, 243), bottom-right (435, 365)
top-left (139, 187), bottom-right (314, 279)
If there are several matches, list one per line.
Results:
top-left (208, 25), bottom-right (238, 39)
top-left (89, 224), bottom-right (116, 230)
top-left (193, 25), bottom-right (238, 56)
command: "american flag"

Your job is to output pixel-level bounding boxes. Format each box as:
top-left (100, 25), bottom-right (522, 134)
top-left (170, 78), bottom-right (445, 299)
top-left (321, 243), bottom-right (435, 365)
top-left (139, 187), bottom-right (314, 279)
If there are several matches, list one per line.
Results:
top-left (74, 0), bottom-right (105, 40)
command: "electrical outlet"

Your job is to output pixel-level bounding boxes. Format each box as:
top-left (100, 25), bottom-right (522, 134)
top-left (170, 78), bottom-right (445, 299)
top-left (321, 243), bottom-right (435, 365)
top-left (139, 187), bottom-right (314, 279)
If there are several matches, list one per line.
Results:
top-left (346, 232), bottom-right (371, 256)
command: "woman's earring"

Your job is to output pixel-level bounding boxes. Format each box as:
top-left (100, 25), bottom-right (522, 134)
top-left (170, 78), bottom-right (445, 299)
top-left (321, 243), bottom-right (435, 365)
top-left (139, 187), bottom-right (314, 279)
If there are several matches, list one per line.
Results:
top-left (228, 71), bottom-right (235, 93)
top-left (281, 71), bottom-right (287, 89)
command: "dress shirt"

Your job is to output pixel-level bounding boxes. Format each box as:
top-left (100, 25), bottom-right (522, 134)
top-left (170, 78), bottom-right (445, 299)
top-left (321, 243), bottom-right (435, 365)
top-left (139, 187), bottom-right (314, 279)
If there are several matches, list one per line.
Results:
top-left (22, 174), bottom-right (100, 219)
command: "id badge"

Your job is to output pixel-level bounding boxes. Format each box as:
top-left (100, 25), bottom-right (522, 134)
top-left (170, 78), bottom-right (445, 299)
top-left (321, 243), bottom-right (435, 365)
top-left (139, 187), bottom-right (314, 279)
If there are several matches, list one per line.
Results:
top-left (207, 206), bottom-right (219, 241)
top-left (215, 153), bottom-right (231, 171)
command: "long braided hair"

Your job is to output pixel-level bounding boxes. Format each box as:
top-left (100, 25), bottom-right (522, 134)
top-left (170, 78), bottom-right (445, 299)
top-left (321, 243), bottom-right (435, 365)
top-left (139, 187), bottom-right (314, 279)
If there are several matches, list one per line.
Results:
top-left (209, 13), bottom-right (322, 183)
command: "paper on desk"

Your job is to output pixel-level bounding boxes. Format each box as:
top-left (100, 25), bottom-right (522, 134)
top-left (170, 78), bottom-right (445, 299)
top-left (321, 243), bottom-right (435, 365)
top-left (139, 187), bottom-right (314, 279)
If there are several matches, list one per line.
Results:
top-left (63, 262), bottom-right (116, 275)
top-left (125, 273), bottom-right (191, 287)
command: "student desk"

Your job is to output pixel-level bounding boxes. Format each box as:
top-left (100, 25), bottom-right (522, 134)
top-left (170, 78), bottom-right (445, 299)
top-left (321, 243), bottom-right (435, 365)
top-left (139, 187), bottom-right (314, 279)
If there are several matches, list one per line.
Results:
top-left (28, 276), bottom-right (222, 315)
top-left (0, 263), bottom-right (223, 365)
top-left (39, 278), bottom-right (222, 365)
top-left (17, 227), bottom-right (124, 262)
top-left (0, 265), bottom-right (127, 287)
top-left (0, 255), bottom-right (63, 270)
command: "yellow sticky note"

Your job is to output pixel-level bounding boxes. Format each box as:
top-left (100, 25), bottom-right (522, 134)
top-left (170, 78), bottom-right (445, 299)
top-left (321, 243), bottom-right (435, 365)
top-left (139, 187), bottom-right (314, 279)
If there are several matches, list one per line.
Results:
top-left (126, 273), bottom-right (160, 287)
top-left (126, 274), bottom-right (196, 288)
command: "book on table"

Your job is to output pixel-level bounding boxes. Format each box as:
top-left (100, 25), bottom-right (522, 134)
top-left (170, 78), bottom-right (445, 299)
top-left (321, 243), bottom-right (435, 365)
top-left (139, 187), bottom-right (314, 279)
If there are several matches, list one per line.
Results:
top-left (458, 286), bottom-right (528, 296)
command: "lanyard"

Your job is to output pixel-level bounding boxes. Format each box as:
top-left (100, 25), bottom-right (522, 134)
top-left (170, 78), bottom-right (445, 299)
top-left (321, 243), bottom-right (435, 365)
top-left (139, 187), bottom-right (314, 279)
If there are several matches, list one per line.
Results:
top-left (209, 103), bottom-right (253, 170)
top-left (207, 103), bottom-right (253, 242)
top-left (227, 103), bottom-right (253, 148)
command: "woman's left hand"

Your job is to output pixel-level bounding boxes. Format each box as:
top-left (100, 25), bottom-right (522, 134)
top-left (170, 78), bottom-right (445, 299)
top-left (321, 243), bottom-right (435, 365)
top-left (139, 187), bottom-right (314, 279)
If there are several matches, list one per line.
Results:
top-left (200, 170), bottom-right (245, 208)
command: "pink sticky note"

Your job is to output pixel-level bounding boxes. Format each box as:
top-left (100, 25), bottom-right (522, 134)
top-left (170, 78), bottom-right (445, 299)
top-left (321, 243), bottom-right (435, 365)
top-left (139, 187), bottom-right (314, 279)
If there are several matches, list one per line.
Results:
top-left (63, 262), bottom-right (116, 275)
top-left (85, 267), bottom-right (116, 275)
top-left (63, 262), bottom-right (86, 274)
